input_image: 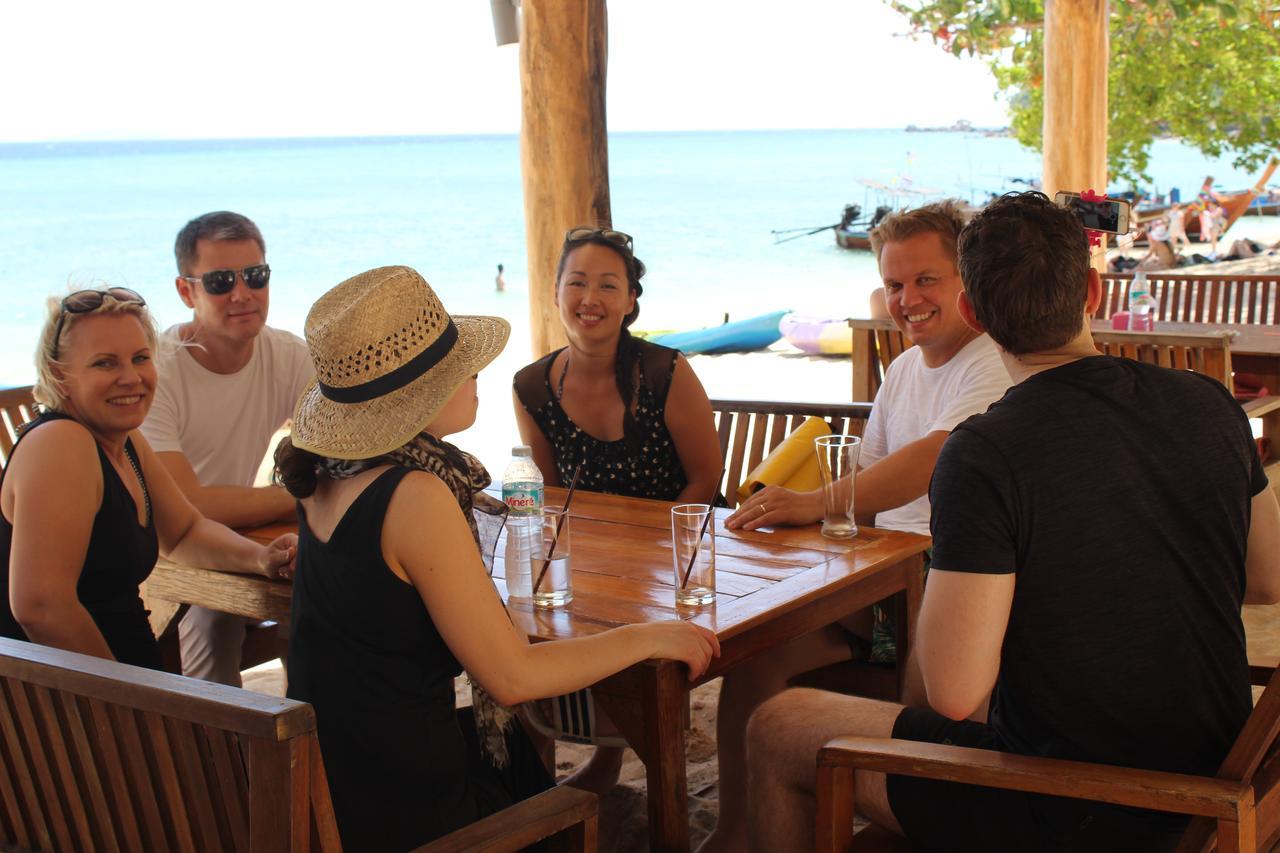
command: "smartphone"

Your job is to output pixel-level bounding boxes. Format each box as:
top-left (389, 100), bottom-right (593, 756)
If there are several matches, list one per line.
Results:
top-left (1054, 191), bottom-right (1131, 234)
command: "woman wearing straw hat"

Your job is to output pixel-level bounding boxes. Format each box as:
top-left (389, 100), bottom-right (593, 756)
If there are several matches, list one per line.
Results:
top-left (1, 287), bottom-right (296, 670)
top-left (512, 227), bottom-right (724, 791)
top-left (275, 266), bottom-right (719, 850)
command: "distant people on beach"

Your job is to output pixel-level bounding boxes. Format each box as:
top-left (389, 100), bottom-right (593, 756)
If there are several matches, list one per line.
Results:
top-left (512, 226), bottom-right (723, 792)
top-left (276, 265), bottom-right (718, 850)
top-left (1167, 202), bottom-right (1192, 252)
top-left (1199, 203), bottom-right (1222, 255)
top-left (495, 263), bottom-right (506, 292)
top-left (0, 287), bottom-right (296, 670)
top-left (1135, 218), bottom-right (1178, 271)
top-left (742, 191), bottom-right (1280, 852)
top-left (701, 201), bottom-right (1012, 852)
top-left (140, 211), bottom-right (314, 687)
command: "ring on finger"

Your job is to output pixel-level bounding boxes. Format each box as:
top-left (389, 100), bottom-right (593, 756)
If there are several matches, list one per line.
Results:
top-left (759, 503), bottom-right (767, 514)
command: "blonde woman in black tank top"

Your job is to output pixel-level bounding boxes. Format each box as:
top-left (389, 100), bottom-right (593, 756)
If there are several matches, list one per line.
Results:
top-left (1, 289), bottom-right (296, 668)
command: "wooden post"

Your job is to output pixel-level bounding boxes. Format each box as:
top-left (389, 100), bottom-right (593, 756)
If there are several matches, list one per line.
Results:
top-left (519, 0), bottom-right (612, 358)
top-left (1042, 0), bottom-right (1108, 199)
top-left (1042, 0), bottom-right (1109, 268)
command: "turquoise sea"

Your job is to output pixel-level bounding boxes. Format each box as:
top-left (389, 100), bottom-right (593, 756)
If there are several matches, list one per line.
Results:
top-left (2, 129), bottom-right (1277, 385)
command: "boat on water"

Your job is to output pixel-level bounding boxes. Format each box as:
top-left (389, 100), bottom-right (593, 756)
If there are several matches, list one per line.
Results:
top-left (834, 179), bottom-right (944, 251)
top-left (649, 310), bottom-right (789, 355)
top-left (779, 313), bottom-right (852, 356)
top-left (1244, 191), bottom-right (1280, 217)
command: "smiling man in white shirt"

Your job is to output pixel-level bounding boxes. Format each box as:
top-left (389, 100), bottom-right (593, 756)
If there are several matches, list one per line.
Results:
top-left (141, 211), bottom-right (313, 686)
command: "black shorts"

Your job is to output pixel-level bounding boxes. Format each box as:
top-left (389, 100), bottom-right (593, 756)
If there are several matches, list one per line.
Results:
top-left (885, 707), bottom-right (1186, 853)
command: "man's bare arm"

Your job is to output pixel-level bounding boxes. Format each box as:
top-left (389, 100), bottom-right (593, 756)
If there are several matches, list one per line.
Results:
top-left (852, 429), bottom-right (949, 515)
top-left (156, 451), bottom-right (296, 528)
top-left (726, 429), bottom-right (950, 530)
top-left (1245, 486), bottom-right (1280, 605)
top-left (916, 568), bottom-right (1015, 720)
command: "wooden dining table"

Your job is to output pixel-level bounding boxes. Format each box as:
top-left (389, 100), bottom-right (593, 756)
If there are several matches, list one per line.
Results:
top-left (144, 487), bottom-right (930, 852)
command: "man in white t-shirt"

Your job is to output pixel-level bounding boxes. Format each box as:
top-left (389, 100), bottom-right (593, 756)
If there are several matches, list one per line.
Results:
top-left (699, 201), bottom-right (1011, 853)
top-left (141, 211), bottom-right (314, 686)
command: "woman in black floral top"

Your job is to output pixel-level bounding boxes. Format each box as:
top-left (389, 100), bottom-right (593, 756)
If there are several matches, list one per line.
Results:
top-left (511, 227), bottom-right (723, 793)
top-left (513, 228), bottom-right (722, 504)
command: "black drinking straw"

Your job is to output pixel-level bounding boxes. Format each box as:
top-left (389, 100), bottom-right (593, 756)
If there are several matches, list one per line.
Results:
top-left (679, 468), bottom-right (724, 590)
top-left (532, 462), bottom-right (583, 596)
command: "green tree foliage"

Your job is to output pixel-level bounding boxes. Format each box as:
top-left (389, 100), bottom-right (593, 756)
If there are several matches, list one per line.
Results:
top-left (887, 0), bottom-right (1280, 186)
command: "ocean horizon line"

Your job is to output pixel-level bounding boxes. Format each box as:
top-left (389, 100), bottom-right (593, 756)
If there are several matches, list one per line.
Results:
top-left (0, 125), bottom-right (1013, 155)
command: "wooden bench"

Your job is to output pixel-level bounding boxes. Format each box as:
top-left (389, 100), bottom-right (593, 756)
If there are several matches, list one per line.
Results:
top-left (848, 320), bottom-right (912, 403)
top-left (711, 399), bottom-right (873, 510)
top-left (0, 637), bottom-right (598, 852)
top-left (1096, 273), bottom-right (1280, 325)
top-left (1091, 329), bottom-right (1235, 391)
top-left (815, 662), bottom-right (1280, 852)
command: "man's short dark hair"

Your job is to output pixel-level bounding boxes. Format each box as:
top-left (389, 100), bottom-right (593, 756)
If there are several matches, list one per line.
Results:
top-left (957, 192), bottom-right (1091, 355)
top-left (174, 211), bottom-right (265, 276)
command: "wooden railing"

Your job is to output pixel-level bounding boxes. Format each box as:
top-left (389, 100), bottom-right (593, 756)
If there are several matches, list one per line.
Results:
top-left (1097, 273), bottom-right (1280, 325)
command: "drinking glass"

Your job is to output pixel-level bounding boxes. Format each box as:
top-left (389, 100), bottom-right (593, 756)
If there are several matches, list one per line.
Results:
top-left (531, 507), bottom-right (572, 607)
top-left (671, 503), bottom-right (716, 606)
top-left (814, 434), bottom-right (861, 539)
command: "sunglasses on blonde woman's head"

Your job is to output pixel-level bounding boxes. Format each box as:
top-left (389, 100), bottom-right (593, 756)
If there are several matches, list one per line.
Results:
top-left (181, 263), bottom-right (271, 296)
top-left (51, 287), bottom-right (148, 360)
top-left (564, 228), bottom-right (634, 252)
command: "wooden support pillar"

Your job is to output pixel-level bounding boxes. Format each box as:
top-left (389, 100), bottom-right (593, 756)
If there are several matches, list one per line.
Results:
top-left (1042, 0), bottom-right (1108, 199)
top-left (519, 0), bottom-right (612, 358)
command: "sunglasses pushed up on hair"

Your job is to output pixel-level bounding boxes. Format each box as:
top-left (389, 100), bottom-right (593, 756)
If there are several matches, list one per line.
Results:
top-left (51, 287), bottom-right (148, 360)
top-left (182, 263), bottom-right (271, 296)
top-left (564, 228), bottom-right (633, 251)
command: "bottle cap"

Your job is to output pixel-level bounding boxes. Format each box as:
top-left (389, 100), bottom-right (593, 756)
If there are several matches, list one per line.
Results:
top-left (512, 445), bottom-right (532, 457)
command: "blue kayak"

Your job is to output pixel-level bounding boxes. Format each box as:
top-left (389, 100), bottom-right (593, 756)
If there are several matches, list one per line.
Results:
top-left (649, 310), bottom-right (789, 355)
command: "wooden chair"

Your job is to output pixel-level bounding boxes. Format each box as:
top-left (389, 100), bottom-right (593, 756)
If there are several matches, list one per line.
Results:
top-left (815, 662), bottom-right (1280, 852)
top-left (711, 399), bottom-right (873, 510)
top-left (848, 320), bottom-right (912, 403)
top-left (0, 637), bottom-right (598, 852)
top-left (0, 385), bottom-right (37, 469)
top-left (1096, 273), bottom-right (1280, 325)
top-left (1092, 329), bottom-right (1235, 391)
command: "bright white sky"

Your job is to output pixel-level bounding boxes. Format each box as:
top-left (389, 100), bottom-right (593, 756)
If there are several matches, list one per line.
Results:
top-left (0, 1), bottom-right (1009, 142)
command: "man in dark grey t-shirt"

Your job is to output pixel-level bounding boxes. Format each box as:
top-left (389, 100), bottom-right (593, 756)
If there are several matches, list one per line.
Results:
top-left (742, 192), bottom-right (1280, 852)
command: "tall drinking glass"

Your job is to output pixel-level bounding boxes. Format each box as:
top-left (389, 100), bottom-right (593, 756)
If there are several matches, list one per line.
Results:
top-left (671, 503), bottom-right (716, 606)
top-left (531, 507), bottom-right (573, 608)
top-left (814, 434), bottom-right (861, 539)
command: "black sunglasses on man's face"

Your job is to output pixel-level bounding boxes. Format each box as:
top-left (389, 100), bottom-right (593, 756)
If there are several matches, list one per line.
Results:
top-left (181, 263), bottom-right (271, 296)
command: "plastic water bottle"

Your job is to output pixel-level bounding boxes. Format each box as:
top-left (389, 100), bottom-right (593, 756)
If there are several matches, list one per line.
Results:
top-left (1128, 271), bottom-right (1157, 332)
top-left (502, 446), bottom-right (543, 598)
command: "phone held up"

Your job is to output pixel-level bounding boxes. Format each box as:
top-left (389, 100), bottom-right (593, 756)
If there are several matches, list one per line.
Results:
top-left (1054, 191), bottom-right (1132, 235)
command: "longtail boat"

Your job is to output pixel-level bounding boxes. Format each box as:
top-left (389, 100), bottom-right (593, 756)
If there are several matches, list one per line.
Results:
top-left (1136, 158), bottom-right (1278, 241)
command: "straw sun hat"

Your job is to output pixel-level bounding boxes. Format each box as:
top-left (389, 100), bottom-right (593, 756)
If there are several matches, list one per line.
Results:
top-left (290, 265), bottom-right (510, 459)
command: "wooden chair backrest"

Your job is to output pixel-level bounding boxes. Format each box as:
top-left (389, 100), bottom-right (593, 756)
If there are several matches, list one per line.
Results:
top-left (848, 319), bottom-right (911, 403)
top-left (1096, 273), bottom-right (1280, 325)
top-left (711, 399), bottom-right (873, 509)
top-left (1092, 329), bottom-right (1234, 392)
top-left (0, 386), bottom-right (37, 469)
top-left (0, 636), bottom-right (340, 852)
top-left (1175, 663), bottom-right (1280, 852)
